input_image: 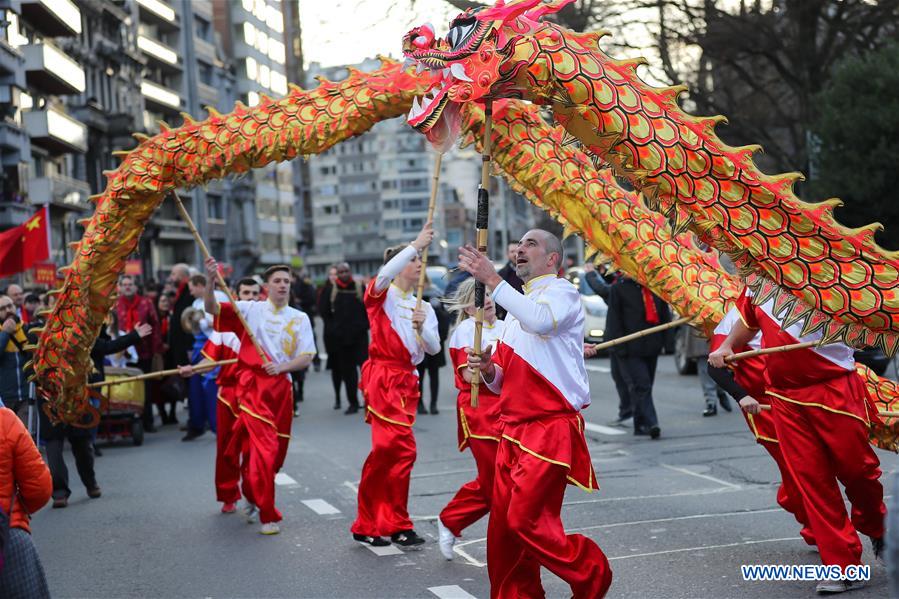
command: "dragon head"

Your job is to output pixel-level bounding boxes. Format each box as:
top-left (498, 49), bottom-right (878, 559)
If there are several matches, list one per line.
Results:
top-left (402, 0), bottom-right (572, 150)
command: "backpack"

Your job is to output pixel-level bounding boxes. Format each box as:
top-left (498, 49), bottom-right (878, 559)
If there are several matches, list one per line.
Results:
top-left (0, 491), bottom-right (15, 573)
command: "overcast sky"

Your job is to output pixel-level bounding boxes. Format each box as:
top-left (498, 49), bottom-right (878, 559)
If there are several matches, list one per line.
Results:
top-left (299, 1), bottom-right (459, 68)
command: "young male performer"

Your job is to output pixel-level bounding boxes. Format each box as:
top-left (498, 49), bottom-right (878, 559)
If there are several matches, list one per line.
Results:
top-left (203, 260), bottom-right (314, 535)
top-left (437, 280), bottom-right (505, 560)
top-left (179, 278), bottom-right (261, 514)
top-left (351, 222), bottom-right (440, 548)
top-left (706, 307), bottom-right (813, 546)
top-left (462, 230), bottom-right (612, 599)
top-left (710, 291), bottom-right (885, 594)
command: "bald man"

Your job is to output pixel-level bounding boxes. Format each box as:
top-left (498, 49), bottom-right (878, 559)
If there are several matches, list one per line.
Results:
top-left (167, 263), bottom-right (194, 371)
top-left (461, 230), bottom-right (612, 598)
top-left (5, 284), bottom-right (23, 318)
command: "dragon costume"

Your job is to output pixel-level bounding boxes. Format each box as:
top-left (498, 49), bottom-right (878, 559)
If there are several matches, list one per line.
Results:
top-left (402, 0), bottom-right (899, 355)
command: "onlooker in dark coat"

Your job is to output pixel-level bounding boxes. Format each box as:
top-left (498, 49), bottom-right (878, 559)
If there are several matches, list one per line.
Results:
top-left (496, 242), bottom-right (524, 320)
top-left (166, 263), bottom-right (194, 370)
top-left (317, 263), bottom-right (369, 414)
top-left (583, 264), bottom-right (633, 426)
top-left (0, 406), bottom-right (52, 598)
top-left (42, 320), bottom-right (150, 508)
top-left (116, 274), bottom-right (163, 431)
top-left (0, 295), bottom-right (29, 420)
top-left (417, 290), bottom-right (451, 415)
top-left (604, 277), bottom-right (672, 439)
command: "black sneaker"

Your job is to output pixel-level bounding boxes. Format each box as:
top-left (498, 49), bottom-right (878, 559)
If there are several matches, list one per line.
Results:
top-left (182, 430), bottom-right (204, 442)
top-left (649, 426), bottom-right (661, 440)
top-left (702, 405), bottom-right (717, 417)
top-left (353, 533), bottom-right (390, 547)
top-left (871, 536), bottom-right (884, 564)
top-left (391, 529), bottom-right (426, 547)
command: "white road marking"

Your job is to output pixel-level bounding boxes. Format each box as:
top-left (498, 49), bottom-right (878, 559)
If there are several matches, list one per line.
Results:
top-left (275, 473), bottom-right (298, 486)
top-left (563, 486), bottom-right (739, 506)
top-left (342, 480), bottom-right (359, 494)
top-left (428, 585), bottom-right (478, 599)
top-left (364, 544), bottom-right (404, 556)
top-left (585, 364), bottom-right (611, 373)
top-left (583, 421), bottom-right (627, 436)
top-left (301, 499), bottom-right (340, 515)
top-left (450, 507), bottom-right (788, 568)
top-left (661, 463), bottom-right (741, 490)
top-left (609, 537), bottom-right (798, 561)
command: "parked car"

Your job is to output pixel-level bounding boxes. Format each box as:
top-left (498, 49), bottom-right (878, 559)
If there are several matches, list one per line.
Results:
top-left (565, 268), bottom-right (607, 344)
top-left (425, 265), bottom-right (449, 297)
top-left (672, 323), bottom-right (891, 377)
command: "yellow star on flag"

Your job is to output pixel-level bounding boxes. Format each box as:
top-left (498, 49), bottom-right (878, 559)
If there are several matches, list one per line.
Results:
top-left (25, 214), bottom-right (42, 231)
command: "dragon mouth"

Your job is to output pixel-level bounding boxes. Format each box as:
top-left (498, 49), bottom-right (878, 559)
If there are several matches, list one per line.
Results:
top-left (408, 85), bottom-right (451, 130)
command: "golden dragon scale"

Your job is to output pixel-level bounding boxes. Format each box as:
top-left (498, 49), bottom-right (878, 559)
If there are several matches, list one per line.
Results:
top-left (31, 59), bottom-right (429, 425)
top-left (401, 0), bottom-right (899, 355)
top-left (464, 98), bottom-right (897, 451)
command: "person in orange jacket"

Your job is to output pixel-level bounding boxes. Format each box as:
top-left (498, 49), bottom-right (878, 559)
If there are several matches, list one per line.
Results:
top-left (0, 406), bottom-right (52, 597)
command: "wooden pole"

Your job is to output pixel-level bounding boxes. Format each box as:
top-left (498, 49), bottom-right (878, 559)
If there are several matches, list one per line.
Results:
top-left (415, 153), bottom-right (443, 312)
top-left (590, 317), bottom-right (690, 352)
top-left (87, 359), bottom-right (237, 388)
top-left (172, 192), bottom-right (269, 365)
top-left (470, 100), bottom-right (494, 408)
top-left (724, 341), bottom-right (818, 364)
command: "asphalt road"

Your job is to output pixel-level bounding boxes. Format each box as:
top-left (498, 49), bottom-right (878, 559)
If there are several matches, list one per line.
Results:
top-left (33, 355), bottom-right (897, 598)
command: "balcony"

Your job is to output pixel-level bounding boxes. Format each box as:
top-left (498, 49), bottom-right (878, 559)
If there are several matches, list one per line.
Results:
top-left (0, 120), bottom-right (29, 165)
top-left (23, 42), bottom-right (85, 95)
top-left (135, 0), bottom-right (179, 30)
top-left (140, 79), bottom-right (182, 112)
top-left (137, 35), bottom-right (180, 71)
top-left (28, 173), bottom-right (90, 211)
top-left (23, 108), bottom-right (87, 154)
top-left (0, 202), bottom-right (33, 229)
top-left (197, 81), bottom-right (218, 109)
top-left (0, 40), bottom-right (23, 81)
top-left (193, 37), bottom-right (216, 65)
top-left (21, 0), bottom-right (82, 37)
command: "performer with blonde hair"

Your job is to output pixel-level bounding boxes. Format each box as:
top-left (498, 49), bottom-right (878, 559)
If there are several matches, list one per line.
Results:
top-left (436, 278), bottom-right (505, 560)
top-left (351, 222), bottom-right (441, 548)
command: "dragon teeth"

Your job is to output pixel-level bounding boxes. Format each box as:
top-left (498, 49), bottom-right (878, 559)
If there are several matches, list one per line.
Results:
top-left (450, 63), bottom-right (473, 82)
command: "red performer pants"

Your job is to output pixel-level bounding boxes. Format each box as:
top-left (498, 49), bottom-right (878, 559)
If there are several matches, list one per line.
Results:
top-left (487, 438), bottom-right (612, 599)
top-left (226, 371), bottom-right (293, 525)
top-left (770, 396), bottom-right (885, 569)
top-left (215, 386), bottom-right (241, 504)
top-left (440, 438), bottom-right (498, 537)
top-left (759, 439), bottom-right (815, 546)
top-left (351, 416), bottom-right (417, 537)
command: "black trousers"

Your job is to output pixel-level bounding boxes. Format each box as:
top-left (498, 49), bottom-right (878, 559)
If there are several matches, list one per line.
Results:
top-left (617, 355), bottom-right (659, 432)
top-left (609, 354), bottom-right (632, 419)
top-left (417, 362), bottom-right (440, 412)
top-left (330, 348), bottom-right (360, 407)
top-left (45, 430), bottom-right (96, 499)
top-left (132, 358), bottom-right (157, 430)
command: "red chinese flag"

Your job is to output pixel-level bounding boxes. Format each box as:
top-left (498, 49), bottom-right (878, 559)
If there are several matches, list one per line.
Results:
top-left (0, 206), bottom-right (50, 277)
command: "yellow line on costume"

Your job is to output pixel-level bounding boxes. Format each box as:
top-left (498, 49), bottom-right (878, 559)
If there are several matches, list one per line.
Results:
top-left (767, 391), bottom-right (868, 426)
top-left (217, 388), bottom-right (239, 418)
top-left (238, 405), bottom-right (292, 439)
top-left (366, 405), bottom-right (414, 427)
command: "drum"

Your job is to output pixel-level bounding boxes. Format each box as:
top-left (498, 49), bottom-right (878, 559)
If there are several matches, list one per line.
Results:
top-left (102, 366), bottom-right (146, 413)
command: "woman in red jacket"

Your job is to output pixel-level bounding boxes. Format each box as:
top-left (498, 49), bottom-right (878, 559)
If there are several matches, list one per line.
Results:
top-left (0, 406), bottom-right (52, 598)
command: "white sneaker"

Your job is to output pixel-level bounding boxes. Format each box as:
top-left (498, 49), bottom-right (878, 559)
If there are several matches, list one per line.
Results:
top-left (243, 502), bottom-right (258, 524)
top-left (260, 522), bottom-right (280, 535)
top-left (437, 518), bottom-right (456, 560)
top-left (815, 579), bottom-right (866, 594)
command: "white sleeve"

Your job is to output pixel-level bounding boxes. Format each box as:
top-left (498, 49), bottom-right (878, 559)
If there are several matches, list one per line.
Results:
top-left (374, 245), bottom-right (417, 292)
top-left (298, 314), bottom-right (316, 356)
top-left (419, 305), bottom-right (440, 355)
top-left (492, 280), bottom-right (557, 336)
top-left (484, 364), bottom-right (504, 394)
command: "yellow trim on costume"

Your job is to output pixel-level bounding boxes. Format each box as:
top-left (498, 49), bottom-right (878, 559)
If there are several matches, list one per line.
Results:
top-left (200, 349), bottom-right (215, 363)
top-left (368, 283), bottom-right (387, 299)
top-left (736, 311), bottom-right (759, 331)
top-left (217, 388), bottom-right (239, 418)
top-left (366, 405), bottom-right (414, 427)
top-left (501, 434), bottom-right (571, 468)
top-left (458, 407), bottom-right (500, 452)
top-left (523, 273), bottom-right (555, 294)
top-left (238, 405), bottom-right (292, 439)
top-left (267, 298), bottom-right (286, 314)
top-left (390, 283), bottom-right (412, 298)
top-left (746, 413), bottom-right (778, 444)
top-left (767, 391), bottom-right (869, 426)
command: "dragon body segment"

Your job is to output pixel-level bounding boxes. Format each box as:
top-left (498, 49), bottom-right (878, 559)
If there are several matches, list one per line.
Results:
top-left (402, 0), bottom-right (899, 354)
top-left (33, 60), bottom-right (428, 425)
